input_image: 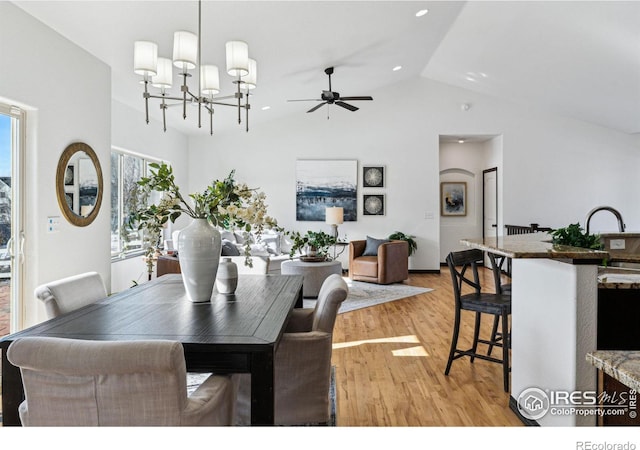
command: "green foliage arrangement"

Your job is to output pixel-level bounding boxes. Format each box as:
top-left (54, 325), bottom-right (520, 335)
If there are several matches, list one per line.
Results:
top-left (288, 230), bottom-right (337, 260)
top-left (388, 231), bottom-right (418, 256)
top-left (550, 223), bottom-right (603, 250)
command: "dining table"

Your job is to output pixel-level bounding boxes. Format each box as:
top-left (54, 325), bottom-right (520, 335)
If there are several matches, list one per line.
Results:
top-left (0, 273), bottom-right (304, 426)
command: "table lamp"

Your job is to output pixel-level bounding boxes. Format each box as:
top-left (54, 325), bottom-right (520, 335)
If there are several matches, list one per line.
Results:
top-left (325, 206), bottom-right (344, 240)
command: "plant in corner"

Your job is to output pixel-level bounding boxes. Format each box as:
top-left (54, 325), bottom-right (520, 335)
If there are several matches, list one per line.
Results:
top-left (550, 223), bottom-right (603, 250)
top-left (388, 231), bottom-right (418, 256)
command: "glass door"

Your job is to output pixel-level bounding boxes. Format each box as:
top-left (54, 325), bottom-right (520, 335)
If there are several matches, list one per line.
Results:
top-left (0, 104), bottom-right (25, 337)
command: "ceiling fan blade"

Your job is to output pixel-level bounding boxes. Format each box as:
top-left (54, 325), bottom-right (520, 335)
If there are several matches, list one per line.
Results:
top-left (307, 102), bottom-right (327, 113)
top-left (339, 96), bottom-right (373, 101)
top-left (288, 99), bottom-right (323, 102)
top-left (335, 101), bottom-right (358, 112)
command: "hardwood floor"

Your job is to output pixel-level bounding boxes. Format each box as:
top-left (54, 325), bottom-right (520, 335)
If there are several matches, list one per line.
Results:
top-left (332, 267), bottom-right (522, 426)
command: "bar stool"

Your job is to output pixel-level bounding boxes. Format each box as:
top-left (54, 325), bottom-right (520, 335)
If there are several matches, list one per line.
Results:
top-left (444, 249), bottom-right (511, 392)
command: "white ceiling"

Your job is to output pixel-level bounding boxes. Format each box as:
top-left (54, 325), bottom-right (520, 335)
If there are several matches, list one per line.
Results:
top-left (13, 1), bottom-right (640, 137)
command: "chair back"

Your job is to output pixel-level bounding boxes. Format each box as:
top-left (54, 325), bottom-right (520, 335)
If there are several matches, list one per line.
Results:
top-left (312, 274), bottom-right (349, 333)
top-left (446, 249), bottom-right (484, 305)
top-left (35, 271), bottom-right (107, 318)
top-left (7, 337), bottom-right (190, 426)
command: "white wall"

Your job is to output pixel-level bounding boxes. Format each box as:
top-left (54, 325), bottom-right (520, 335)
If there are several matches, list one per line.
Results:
top-left (188, 76), bottom-right (639, 271)
top-left (1, 3), bottom-right (111, 327)
top-left (110, 100), bottom-right (189, 293)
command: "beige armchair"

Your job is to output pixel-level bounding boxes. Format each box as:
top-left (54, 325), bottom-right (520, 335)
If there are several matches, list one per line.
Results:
top-left (349, 239), bottom-right (409, 284)
top-left (234, 273), bottom-right (349, 425)
top-left (6, 337), bottom-right (235, 426)
top-left (35, 271), bottom-right (107, 319)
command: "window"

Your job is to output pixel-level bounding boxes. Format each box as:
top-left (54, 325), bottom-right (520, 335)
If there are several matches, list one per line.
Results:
top-left (110, 148), bottom-right (163, 258)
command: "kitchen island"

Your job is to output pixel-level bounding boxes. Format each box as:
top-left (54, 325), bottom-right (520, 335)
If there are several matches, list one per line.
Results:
top-left (461, 233), bottom-right (608, 426)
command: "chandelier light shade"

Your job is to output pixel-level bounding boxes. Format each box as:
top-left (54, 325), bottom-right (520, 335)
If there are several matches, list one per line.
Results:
top-left (225, 41), bottom-right (249, 77)
top-left (133, 0), bottom-right (256, 135)
top-left (245, 59), bottom-right (257, 90)
top-left (200, 65), bottom-right (220, 97)
top-left (172, 31), bottom-right (198, 71)
top-left (152, 57), bottom-right (173, 89)
top-left (133, 41), bottom-right (158, 77)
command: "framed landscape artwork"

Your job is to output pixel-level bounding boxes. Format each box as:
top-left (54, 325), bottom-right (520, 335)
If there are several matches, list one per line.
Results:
top-left (296, 160), bottom-right (357, 221)
top-left (441, 181), bottom-right (467, 216)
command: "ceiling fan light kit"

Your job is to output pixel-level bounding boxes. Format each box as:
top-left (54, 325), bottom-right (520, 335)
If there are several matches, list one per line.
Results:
top-left (289, 67), bottom-right (373, 118)
top-left (133, 0), bottom-right (256, 135)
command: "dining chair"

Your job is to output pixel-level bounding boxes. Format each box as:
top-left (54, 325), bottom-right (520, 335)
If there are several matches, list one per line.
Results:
top-left (445, 249), bottom-right (511, 392)
top-left (6, 336), bottom-right (235, 426)
top-left (34, 271), bottom-right (107, 319)
top-left (233, 273), bottom-right (349, 425)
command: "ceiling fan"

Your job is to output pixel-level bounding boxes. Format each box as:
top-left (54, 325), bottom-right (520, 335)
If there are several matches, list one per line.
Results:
top-left (288, 67), bottom-right (373, 114)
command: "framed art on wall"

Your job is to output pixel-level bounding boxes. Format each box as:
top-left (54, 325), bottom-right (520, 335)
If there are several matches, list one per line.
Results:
top-left (296, 160), bottom-right (357, 221)
top-left (363, 194), bottom-right (385, 215)
top-left (363, 166), bottom-right (384, 188)
top-left (441, 182), bottom-right (467, 216)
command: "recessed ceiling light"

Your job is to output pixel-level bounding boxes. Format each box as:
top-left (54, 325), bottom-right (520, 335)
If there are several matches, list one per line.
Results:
top-left (416, 9), bottom-right (429, 17)
top-left (458, 139), bottom-right (465, 144)
top-left (392, 66), bottom-right (402, 72)
top-left (261, 106), bottom-right (271, 111)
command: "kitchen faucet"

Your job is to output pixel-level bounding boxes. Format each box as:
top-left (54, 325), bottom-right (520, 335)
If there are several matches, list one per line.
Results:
top-left (585, 206), bottom-right (626, 234)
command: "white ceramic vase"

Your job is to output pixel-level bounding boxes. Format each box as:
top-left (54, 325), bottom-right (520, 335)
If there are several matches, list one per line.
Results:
top-left (216, 257), bottom-right (238, 295)
top-left (177, 218), bottom-right (222, 302)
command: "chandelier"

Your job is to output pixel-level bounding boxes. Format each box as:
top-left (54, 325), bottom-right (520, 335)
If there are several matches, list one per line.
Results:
top-left (133, 0), bottom-right (256, 135)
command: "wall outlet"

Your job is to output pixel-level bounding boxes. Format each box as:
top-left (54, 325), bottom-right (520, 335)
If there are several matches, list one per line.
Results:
top-left (610, 239), bottom-right (626, 250)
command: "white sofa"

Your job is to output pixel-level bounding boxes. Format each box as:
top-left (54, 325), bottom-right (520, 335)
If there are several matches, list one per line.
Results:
top-left (172, 228), bottom-right (293, 275)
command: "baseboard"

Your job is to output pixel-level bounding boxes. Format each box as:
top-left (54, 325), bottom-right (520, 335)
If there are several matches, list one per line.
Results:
top-left (509, 395), bottom-right (540, 426)
top-left (409, 269), bottom-right (440, 274)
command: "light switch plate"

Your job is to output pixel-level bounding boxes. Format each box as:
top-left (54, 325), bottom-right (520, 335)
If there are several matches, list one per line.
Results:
top-left (47, 216), bottom-right (60, 233)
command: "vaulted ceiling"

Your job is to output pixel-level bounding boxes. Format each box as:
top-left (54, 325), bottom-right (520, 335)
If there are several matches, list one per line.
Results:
top-left (14, 1), bottom-right (640, 137)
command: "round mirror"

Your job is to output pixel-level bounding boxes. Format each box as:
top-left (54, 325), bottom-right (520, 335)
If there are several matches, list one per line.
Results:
top-left (56, 142), bottom-right (103, 227)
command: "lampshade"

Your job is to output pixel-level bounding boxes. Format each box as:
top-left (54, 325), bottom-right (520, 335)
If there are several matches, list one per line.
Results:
top-left (225, 41), bottom-right (249, 77)
top-left (325, 207), bottom-right (344, 225)
top-left (244, 59), bottom-right (257, 90)
top-left (200, 65), bottom-right (220, 97)
top-left (133, 41), bottom-right (158, 77)
top-left (152, 57), bottom-right (173, 89)
top-left (173, 31), bottom-right (198, 71)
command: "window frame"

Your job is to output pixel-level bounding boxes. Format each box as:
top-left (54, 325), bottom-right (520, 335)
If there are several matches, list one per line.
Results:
top-left (110, 146), bottom-right (165, 260)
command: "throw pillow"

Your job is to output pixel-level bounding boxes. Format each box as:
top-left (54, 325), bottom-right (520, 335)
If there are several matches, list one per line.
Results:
top-left (362, 236), bottom-right (390, 256)
top-left (221, 239), bottom-right (241, 256)
top-left (249, 243), bottom-right (271, 257)
top-left (220, 230), bottom-right (235, 243)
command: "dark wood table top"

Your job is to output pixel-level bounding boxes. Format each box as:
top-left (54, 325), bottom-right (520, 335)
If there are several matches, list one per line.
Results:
top-left (0, 273), bottom-right (304, 425)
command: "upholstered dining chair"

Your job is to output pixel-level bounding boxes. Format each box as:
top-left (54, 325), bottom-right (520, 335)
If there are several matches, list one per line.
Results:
top-left (234, 273), bottom-right (349, 425)
top-left (35, 271), bottom-right (107, 319)
top-left (445, 249), bottom-right (511, 392)
top-left (349, 237), bottom-right (408, 284)
top-left (6, 336), bottom-right (235, 426)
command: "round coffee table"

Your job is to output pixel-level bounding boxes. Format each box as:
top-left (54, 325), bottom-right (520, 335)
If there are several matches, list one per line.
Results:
top-left (281, 259), bottom-right (343, 298)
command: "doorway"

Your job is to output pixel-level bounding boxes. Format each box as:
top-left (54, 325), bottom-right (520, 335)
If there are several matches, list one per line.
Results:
top-left (0, 103), bottom-right (25, 337)
top-left (483, 167), bottom-right (498, 241)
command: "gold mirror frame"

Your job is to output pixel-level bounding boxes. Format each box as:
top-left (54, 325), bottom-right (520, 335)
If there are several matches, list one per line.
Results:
top-left (56, 142), bottom-right (103, 227)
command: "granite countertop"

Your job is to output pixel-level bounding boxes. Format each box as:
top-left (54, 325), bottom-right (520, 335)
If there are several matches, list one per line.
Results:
top-left (460, 232), bottom-right (609, 261)
top-left (597, 267), bottom-right (640, 289)
top-left (586, 350), bottom-right (640, 392)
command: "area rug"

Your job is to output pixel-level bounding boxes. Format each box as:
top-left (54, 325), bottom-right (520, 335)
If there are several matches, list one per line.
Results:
top-left (304, 277), bottom-right (433, 313)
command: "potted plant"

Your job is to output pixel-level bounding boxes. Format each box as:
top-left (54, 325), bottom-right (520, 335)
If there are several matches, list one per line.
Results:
top-left (287, 230), bottom-right (337, 260)
top-left (388, 231), bottom-right (418, 256)
top-left (550, 223), bottom-right (603, 250)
